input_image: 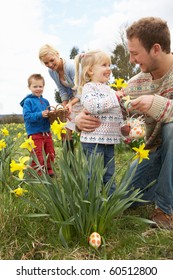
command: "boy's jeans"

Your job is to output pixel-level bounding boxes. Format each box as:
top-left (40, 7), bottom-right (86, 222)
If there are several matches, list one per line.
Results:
top-left (82, 143), bottom-right (116, 195)
top-left (124, 122), bottom-right (173, 215)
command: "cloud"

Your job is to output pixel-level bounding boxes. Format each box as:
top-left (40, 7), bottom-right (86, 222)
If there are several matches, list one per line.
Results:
top-left (0, 0), bottom-right (61, 114)
top-left (64, 16), bottom-right (88, 26)
top-left (85, 14), bottom-right (127, 53)
top-left (83, 0), bottom-right (173, 54)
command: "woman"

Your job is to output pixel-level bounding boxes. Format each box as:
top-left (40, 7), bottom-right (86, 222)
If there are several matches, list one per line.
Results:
top-left (39, 44), bottom-right (76, 148)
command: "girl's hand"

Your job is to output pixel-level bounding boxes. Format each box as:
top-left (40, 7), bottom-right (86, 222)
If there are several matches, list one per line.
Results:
top-left (116, 90), bottom-right (124, 98)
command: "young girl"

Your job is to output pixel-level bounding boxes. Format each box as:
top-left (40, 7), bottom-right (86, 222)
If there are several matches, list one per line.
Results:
top-left (71, 50), bottom-right (123, 195)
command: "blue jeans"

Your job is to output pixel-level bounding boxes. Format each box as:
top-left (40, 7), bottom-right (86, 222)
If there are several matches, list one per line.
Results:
top-left (82, 143), bottom-right (116, 195)
top-left (124, 122), bottom-right (173, 215)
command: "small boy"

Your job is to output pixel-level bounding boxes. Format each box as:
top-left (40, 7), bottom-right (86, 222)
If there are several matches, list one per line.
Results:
top-left (20, 74), bottom-right (55, 176)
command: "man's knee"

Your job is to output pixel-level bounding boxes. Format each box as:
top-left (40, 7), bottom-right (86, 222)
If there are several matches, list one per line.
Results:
top-left (162, 122), bottom-right (173, 139)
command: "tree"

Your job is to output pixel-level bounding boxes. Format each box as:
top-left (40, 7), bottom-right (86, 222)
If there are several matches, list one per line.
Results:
top-left (69, 46), bottom-right (79, 59)
top-left (111, 29), bottom-right (140, 81)
top-left (54, 89), bottom-right (62, 104)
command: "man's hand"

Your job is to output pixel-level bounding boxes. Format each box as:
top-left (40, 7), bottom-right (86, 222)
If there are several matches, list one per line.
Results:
top-left (130, 95), bottom-right (154, 113)
top-left (75, 108), bottom-right (101, 132)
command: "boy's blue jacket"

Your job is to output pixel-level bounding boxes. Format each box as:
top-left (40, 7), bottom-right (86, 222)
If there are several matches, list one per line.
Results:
top-left (20, 94), bottom-right (50, 135)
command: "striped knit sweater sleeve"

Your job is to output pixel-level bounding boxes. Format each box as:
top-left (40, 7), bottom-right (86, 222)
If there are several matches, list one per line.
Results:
top-left (124, 65), bottom-right (173, 149)
top-left (147, 94), bottom-right (173, 123)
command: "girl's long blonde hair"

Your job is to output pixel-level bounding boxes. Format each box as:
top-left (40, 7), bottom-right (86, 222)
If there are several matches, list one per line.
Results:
top-left (74, 50), bottom-right (111, 94)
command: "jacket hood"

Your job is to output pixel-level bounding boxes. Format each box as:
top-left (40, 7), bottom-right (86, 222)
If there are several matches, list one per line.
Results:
top-left (20, 94), bottom-right (39, 107)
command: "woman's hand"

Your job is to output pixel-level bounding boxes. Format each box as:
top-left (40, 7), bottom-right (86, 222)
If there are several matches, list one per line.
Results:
top-left (75, 108), bottom-right (101, 132)
top-left (62, 100), bottom-right (68, 107)
top-left (65, 103), bottom-right (72, 114)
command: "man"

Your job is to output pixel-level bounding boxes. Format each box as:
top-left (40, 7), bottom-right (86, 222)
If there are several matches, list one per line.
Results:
top-left (75, 17), bottom-right (173, 229)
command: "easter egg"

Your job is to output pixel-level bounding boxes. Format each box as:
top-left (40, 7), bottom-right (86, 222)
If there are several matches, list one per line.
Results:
top-left (88, 232), bottom-right (101, 249)
top-left (56, 104), bottom-right (63, 109)
top-left (129, 126), bottom-right (146, 139)
top-left (121, 124), bottom-right (131, 136)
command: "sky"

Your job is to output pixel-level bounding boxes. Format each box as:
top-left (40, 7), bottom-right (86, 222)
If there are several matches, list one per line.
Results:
top-left (0, 0), bottom-right (173, 115)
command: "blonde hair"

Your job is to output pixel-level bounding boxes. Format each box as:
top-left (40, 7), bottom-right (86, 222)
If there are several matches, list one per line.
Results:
top-left (38, 44), bottom-right (60, 62)
top-left (74, 50), bottom-right (111, 93)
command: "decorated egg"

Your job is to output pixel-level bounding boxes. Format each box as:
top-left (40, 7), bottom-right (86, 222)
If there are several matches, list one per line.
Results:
top-left (88, 232), bottom-right (101, 249)
top-left (129, 126), bottom-right (146, 139)
top-left (121, 115), bottom-right (146, 140)
top-left (56, 104), bottom-right (64, 109)
top-left (121, 124), bottom-right (131, 137)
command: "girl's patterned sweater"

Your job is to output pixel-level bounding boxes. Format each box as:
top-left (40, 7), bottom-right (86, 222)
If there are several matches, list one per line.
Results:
top-left (123, 63), bottom-right (173, 149)
top-left (80, 82), bottom-right (123, 144)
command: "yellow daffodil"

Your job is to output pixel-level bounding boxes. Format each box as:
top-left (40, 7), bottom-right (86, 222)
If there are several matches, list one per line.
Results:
top-left (1, 127), bottom-right (9, 136)
top-left (0, 139), bottom-right (7, 151)
top-left (10, 156), bottom-right (30, 179)
top-left (51, 119), bottom-right (67, 140)
top-left (20, 136), bottom-right (36, 152)
top-left (12, 187), bottom-right (28, 197)
top-left (132, 143), bottom-right (150, 164)
top-left (110, 78), bottom-right (127, 90)
top-left (17, 132), bottom-right (22, 138)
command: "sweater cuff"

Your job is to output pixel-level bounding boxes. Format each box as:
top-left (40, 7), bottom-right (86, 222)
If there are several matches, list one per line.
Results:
top-left (75, 125), bottom-right (81, 133)
top-left (147, 94), bottom-right (165, 121)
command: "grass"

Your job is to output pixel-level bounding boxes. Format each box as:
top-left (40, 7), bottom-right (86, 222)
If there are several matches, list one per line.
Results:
top-left (1, 144), bottom-right (173, 260)
top-left (1, 196), bottom-right (173, 260)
